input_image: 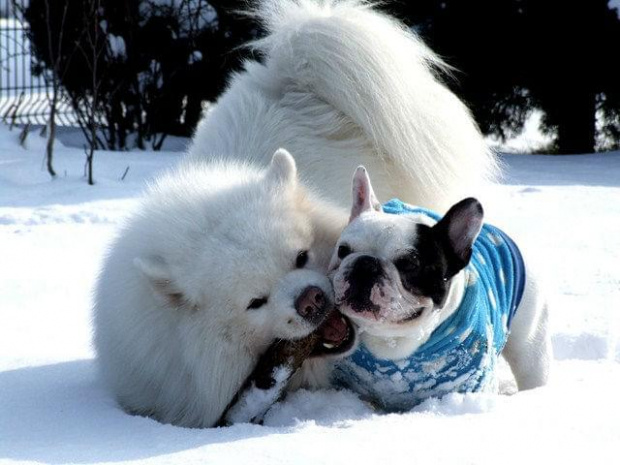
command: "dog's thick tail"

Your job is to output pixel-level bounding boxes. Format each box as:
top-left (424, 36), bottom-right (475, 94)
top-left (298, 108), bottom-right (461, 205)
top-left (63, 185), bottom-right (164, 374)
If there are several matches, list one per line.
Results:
top-left (252, 0), bottom-right (499, 211)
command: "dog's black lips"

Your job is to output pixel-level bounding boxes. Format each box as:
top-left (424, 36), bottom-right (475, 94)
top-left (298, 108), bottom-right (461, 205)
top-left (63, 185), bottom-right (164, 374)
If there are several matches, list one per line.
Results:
top-left (310, 311), bottom-right (356, 357)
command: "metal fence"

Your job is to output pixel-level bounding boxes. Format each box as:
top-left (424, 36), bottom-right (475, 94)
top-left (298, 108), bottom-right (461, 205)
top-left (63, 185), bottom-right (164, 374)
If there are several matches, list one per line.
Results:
top-left (0, 0), bottom-right (75, 126)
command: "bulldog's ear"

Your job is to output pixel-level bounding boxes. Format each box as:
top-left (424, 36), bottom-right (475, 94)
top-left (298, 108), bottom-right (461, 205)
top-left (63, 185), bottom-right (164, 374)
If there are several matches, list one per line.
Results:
top-left (433, 198), bottom-right (484, 278)
top-left (350, 166), bottom-right (382, 223)
top-left (134, 256), bottom-right (188, 308)
top-left (267, 148), bottom-right (297, 187)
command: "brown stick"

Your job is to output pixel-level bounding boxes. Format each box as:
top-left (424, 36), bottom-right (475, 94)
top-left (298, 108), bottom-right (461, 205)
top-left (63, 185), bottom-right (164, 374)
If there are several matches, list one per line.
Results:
top-left (216, 332), bottom-right (320, 427)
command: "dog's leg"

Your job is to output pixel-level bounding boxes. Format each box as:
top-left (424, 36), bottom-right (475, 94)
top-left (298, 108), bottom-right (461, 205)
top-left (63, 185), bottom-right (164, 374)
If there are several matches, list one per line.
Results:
top-left (502, 264), bottom-right (553, 390)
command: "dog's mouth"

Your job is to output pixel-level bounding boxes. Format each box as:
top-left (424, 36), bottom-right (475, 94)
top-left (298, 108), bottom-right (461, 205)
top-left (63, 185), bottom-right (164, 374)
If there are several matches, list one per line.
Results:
top-left (311, 311), bottom-right (356, 357)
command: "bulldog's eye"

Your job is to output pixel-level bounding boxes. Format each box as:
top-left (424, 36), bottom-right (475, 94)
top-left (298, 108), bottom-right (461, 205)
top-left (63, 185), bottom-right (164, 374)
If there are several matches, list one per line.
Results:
top-left (338, 244), bottom-right (352, 259)
top-left (247, 297), bottom-right (268, 310)
top-left (395, 254), bottom-right (420, 273)
top-left (296, 250), bottom-right (309, 268)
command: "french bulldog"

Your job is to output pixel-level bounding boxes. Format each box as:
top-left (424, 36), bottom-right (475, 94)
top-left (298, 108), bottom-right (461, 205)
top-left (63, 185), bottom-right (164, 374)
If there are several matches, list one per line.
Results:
top-left (327, 167), bottom-right (552, 410)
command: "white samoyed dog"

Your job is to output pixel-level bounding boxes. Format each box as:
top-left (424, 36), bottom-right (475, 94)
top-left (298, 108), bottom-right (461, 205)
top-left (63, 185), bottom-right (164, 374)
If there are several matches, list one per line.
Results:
top-left (94, 0), bottom-right (498, 428)
top-left (95, 150), bottom-right (352, 427)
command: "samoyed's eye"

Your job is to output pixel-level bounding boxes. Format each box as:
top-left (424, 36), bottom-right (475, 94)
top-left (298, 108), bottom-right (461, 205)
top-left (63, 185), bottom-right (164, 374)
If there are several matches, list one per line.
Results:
top-left (247, 297), bottom-right (268, 310)
top-left (296, 250), bottom-right (309, 268)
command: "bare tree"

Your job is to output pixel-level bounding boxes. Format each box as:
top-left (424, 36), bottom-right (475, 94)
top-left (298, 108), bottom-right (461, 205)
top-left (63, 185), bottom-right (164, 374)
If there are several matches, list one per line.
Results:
top-left (73, 0), bottom-right (108, 185)
top-left (15, 0), bottom-right (74, 178)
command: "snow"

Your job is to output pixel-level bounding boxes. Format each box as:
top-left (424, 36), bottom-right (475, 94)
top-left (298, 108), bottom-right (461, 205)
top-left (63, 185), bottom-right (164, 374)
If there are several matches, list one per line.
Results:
top-left (487, 110), bottom-right (554, 154)
top-left (189, 50), bottom-right (203, 64)
top-left (107, 34), bottom-right (127, 60)
top-left (1, 123), bottom-right (620, 464)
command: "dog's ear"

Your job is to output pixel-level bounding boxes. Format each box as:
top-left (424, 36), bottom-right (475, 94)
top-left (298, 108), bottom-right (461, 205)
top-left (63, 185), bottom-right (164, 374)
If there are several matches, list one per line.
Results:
top-left (134, 256), bottom-right (189, 308)
top-left (267, 148), bottom-right (297, 187)
top-left (350, 166), bottom-right (382, 222)
top-left (433, 198), bottom-right (484, 278)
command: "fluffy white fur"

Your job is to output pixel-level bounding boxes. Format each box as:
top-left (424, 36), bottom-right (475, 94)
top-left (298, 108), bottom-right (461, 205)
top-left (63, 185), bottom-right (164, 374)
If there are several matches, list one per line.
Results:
top-left (94, 150), bottom-right (349, 427)
top-left (188, 0), bottom-right (498, 212)
top-left (95, 0), bottom-right (500, 428)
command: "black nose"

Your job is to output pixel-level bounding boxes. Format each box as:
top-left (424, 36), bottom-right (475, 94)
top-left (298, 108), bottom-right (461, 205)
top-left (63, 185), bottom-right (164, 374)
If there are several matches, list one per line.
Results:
top-left (344, 255), bottom-right (383, 314)
top-left (351, 255), bottom-right (382, 277)
top-left (295, 286), bottom-right (329, 324)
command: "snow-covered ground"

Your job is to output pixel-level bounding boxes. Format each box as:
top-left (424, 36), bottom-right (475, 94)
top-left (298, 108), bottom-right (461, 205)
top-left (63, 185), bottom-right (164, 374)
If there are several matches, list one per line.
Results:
top-left (1, 124), bottom-right (619, 464)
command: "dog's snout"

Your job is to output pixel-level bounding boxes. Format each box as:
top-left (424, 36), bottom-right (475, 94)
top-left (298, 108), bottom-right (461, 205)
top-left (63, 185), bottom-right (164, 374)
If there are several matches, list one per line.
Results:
top-left (352, 255), bottom-right (381, 276)
top-left (295, 286), bottom-right (328, 322)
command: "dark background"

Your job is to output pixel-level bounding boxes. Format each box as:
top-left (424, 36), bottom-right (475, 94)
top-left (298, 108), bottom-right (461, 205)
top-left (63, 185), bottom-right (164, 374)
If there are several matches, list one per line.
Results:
top-left (19, 0), bottom-right (620, 154)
